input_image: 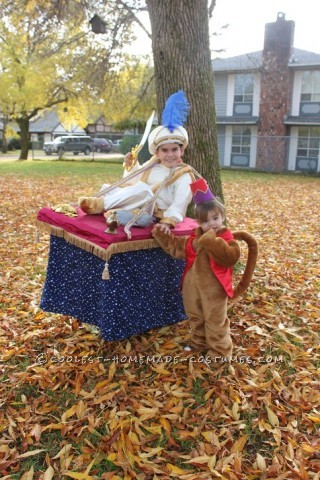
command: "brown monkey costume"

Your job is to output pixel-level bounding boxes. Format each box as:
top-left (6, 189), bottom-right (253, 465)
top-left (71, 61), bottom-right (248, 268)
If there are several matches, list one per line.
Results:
top-left (152, 178), bottom-right (258, 360)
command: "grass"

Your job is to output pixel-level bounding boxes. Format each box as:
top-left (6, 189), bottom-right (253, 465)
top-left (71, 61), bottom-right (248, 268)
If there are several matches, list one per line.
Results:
top-left (191, 378), bottom-right (206, 404)
top-left (93, 458), bottom-right (120, 473)
top-left (0, 158), bottom-right (124, 178)
top-left (1, 158), bottom-right (319, 184)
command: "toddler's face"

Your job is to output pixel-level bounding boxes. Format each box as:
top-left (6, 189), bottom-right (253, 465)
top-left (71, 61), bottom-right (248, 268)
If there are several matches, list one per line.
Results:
top-left (199, 209), bottom-right (224, 233)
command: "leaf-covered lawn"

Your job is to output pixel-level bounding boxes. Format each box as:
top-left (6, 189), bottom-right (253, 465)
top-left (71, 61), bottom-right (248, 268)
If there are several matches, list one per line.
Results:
top-left (1, 161), bottom-right (319, 479)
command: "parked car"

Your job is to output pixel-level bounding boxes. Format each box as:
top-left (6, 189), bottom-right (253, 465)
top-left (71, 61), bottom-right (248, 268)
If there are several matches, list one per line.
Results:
top-left (92, 138), bottom-right (113, 153)
top-left (112, 139), bottom-right (123, 151)
top-left (43, 135), bottom-right (93, 155)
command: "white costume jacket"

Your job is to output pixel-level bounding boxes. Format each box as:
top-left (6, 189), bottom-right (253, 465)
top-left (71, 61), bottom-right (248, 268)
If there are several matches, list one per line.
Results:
top-left (101, 157), bottom-right (195, 227)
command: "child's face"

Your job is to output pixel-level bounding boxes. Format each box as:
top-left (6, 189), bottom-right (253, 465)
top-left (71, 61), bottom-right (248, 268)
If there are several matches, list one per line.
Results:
top-left (199, 209), bottom-right (224, 233)
top-left (156, 143), bottom-right (184, 168)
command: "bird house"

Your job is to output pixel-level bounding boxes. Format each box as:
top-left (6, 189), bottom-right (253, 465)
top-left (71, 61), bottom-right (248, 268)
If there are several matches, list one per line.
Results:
top-left (90, 14), bottom-right (107, 34)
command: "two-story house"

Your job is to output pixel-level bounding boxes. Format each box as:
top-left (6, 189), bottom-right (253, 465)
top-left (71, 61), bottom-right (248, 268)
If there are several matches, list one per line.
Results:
top-left (213, 12), bottom-right (320, 173)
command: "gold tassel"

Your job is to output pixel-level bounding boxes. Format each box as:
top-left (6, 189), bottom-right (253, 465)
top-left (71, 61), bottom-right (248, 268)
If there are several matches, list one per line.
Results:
top-left (102, 261), bottom-right (110, 280)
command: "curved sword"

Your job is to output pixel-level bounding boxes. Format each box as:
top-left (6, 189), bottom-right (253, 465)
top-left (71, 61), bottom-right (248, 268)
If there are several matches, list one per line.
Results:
top-left (93, 111), bottom-right (157, 198)
top-left (124, 110), bottom-right (155, 171)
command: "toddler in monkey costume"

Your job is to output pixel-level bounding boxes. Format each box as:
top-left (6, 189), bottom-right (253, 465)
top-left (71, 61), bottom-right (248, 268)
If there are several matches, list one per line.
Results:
top-left (152, 178), bottom-right (258, 360)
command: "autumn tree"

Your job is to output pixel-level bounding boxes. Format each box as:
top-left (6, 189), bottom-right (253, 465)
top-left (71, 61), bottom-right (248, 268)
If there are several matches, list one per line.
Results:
top-left (102, 56), bottom-right (155, 128)
top-left (0, 0), bottom-right (135, 159)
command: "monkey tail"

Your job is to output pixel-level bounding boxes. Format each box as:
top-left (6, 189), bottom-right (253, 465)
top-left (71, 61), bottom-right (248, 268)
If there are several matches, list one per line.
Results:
top-left (231, 231), bottom-right (258, 301)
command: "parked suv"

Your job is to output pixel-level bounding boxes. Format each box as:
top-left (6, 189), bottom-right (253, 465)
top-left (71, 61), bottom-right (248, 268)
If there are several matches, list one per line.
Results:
top-left (92, 138), bottom-right (113, 153)
top-left (43, 136), bottom-right (93, 155)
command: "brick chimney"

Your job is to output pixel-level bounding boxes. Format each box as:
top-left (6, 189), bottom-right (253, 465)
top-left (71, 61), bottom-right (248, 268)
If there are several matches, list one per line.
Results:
top-left (256, 13), bottom-right (295, 171)
top-left (263, 12), bottom-right (295, 61)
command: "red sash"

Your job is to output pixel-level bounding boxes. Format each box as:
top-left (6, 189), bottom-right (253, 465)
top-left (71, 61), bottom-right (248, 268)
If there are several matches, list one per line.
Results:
top-left (181, 230), bottom-right (234, 298)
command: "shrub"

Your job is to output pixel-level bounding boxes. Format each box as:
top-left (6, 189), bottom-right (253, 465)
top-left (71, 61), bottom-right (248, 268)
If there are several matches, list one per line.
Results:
top-left (119, 135), bottom-right (141, 155)
top-left (8, 138), bottom-right (22, 150)
top-left (119, 135), bottom-right (151, 163)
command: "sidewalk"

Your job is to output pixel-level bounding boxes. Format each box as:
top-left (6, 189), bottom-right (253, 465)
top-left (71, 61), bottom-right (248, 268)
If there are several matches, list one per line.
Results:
top-left (0, 150), bottom-right (124, 162)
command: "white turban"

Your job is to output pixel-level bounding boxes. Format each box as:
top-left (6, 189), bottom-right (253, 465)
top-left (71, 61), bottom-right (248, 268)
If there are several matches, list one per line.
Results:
top-left (148, 125), bottom-right (188, 154)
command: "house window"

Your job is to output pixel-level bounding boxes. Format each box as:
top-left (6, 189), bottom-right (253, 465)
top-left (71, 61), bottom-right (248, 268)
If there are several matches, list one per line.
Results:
top-left (233, 74), bottom-right (254, 116)
top-left (300, 71), bottom-right (320, 115)
top-left (296, 127), bottom-right (320, 171)
top-left (301, 71), bottom-right (320, 102)
top-left (231, 126), bottom-right (251, 166)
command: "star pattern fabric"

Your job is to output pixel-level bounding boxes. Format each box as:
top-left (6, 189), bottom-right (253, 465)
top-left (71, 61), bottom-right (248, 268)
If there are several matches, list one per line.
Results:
top-left (40, 236), bottom-right (187, 341)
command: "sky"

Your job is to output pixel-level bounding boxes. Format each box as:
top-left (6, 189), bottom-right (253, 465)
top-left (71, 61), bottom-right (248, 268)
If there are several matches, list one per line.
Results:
top-left (128, 0), bottom-right (320, 58)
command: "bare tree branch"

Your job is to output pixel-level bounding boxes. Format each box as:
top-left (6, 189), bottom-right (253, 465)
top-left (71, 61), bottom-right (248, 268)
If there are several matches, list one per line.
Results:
top-left (27, 97), bottom-right (69, 120)
top-left (208, 0), bottom-right (216, 18)
top-left (116, 0), bottom-right (152, 39)
top-left (129, 73), bottom-right (155, 115)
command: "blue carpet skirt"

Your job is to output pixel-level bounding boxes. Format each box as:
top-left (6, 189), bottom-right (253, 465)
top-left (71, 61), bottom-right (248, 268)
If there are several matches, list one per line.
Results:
top-left (40, 236), bottom-right (187, 341)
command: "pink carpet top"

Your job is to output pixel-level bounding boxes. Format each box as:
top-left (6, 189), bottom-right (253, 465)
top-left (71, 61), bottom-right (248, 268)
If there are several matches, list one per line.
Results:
top-left (37, 207), bottom-right (198, 251)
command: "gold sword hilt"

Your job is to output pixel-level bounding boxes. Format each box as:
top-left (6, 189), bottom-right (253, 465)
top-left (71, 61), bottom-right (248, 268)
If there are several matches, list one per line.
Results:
top-left (123, 144), bottom-right (140, 172)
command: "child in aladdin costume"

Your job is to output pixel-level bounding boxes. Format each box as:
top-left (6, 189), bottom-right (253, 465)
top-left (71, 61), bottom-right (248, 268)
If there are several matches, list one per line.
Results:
top-left (78, 91), bottom-right (197, 231)
top-left (152, 179), bottom-right (258, 360)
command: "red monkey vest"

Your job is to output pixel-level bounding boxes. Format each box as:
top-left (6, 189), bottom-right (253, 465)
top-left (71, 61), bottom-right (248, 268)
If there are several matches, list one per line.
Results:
top-left (182, 229), bottom-right (235, 298)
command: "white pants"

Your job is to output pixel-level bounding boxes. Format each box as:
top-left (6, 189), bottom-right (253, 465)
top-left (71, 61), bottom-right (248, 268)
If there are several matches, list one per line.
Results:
top-left (99, 181), bottom-right (154, 211)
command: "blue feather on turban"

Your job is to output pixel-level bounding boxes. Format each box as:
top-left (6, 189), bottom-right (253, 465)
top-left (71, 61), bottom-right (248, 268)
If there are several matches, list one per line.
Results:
top-left (161, 90), bottom-right (190, 133)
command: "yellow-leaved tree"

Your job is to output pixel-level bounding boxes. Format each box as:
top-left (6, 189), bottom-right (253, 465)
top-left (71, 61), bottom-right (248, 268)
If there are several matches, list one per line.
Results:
top-left (102, 57), bottom-right (155, 129)
top-left (0, 0), bottom-right (136, 159)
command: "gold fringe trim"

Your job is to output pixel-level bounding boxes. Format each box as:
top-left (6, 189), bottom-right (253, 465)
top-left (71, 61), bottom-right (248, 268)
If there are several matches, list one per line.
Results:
top-left (104, 239), bottom-right (159, 259)
top-left (36, 220), bottom-right (160, 263)
top-left (36, 219), bottom-right (109, 261)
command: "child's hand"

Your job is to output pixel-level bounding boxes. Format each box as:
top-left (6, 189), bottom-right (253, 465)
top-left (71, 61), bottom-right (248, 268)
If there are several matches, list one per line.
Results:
top-left (152, 223), bottom-right (171, 235)
top-left (123, 152), bottom-right (134, 169)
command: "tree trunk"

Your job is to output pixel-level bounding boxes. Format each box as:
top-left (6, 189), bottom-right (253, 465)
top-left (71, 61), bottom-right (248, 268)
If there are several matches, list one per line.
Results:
top-left (1, 130), bottom-right (8, 154)
top-left (146, 0), bottom-right (223, 199)
top-left (1, 114), bottom-right (9, 153)
top-left (16, 116), bottom-right (30, 160)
